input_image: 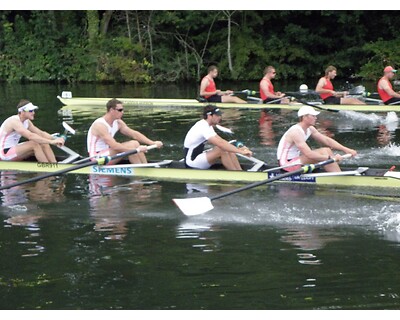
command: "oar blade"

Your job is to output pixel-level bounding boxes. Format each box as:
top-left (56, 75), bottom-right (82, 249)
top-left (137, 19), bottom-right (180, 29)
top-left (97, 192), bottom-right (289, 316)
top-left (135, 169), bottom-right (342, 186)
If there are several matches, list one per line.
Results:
top-left (62, 121), bottom-right (76, 135)
top-left (173, 197), bottom-right (214, 216)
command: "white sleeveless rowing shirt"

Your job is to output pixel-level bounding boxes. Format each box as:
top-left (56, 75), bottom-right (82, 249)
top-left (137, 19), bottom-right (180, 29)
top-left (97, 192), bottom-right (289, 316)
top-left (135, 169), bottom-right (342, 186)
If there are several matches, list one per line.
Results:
top-left (87, 118), bottom-right (120, 155)
top-left (0, 115), bottom-right (29, 150)
top-left (277, 124), bottom-right (312, 161)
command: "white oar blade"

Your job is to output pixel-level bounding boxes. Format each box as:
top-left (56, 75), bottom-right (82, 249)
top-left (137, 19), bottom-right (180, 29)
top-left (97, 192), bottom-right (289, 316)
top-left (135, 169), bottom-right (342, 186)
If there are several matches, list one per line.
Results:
top-left (216, 124), bottom-right (234, 134)
top-left (62, 121), bottom-right (76, 135)
top-left (173, 197), bottom-right (214, 216)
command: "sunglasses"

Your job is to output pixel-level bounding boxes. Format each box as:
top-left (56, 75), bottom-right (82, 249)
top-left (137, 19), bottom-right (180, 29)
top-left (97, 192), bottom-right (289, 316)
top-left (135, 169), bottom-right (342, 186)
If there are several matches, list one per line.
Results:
top-left (114, 108), bottom-right (124, 112)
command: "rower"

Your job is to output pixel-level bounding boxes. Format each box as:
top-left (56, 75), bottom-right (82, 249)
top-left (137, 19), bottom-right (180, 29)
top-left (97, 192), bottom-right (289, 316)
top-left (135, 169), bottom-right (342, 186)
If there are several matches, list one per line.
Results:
top-left (87, 98), bottom-right (163, 165)
top-left (183, 105), bottom-right (252, 171)
top-left (277, 105), bottom-right (357, 172)
top-left (377, 66), bottom-right (400, 105)
top-left (199, 65), bottom-right (246, 104)
top-left (260, 66), bottom-right (290, 104)
top-left (315, 65), bottom-right (365, 105)
top-left (0, 100), bottom-right (65, 163)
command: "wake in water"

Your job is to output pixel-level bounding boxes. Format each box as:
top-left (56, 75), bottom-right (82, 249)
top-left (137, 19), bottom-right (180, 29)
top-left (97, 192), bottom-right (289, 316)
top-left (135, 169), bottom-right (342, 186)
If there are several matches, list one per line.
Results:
top-left (338, 111), bottom-right (399, 130)
top-left (180, 186), bottom-right (400, 244)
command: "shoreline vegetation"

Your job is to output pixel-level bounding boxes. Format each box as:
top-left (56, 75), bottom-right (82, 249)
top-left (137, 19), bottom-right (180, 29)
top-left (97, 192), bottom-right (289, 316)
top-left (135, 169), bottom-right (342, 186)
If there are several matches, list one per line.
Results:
top-left (0, 10), bottom-right (399, 84)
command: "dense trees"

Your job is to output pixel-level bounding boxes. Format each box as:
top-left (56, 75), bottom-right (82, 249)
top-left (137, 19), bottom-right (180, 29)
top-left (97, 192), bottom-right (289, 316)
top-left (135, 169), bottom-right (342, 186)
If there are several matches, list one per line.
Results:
top-left (0, 10), bottom-right (399, 83)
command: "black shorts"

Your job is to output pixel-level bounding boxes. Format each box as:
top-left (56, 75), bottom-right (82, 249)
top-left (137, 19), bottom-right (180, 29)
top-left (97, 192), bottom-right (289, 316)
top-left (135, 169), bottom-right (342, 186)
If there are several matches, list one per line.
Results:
top-left (323, 96), bottom-right (341, 105)
top-left (384, 97), bottom-right (400, 105)
top-left (263, 98), bottom-right (281, 104)
top-left (206, 95), bottom-right (222, 103)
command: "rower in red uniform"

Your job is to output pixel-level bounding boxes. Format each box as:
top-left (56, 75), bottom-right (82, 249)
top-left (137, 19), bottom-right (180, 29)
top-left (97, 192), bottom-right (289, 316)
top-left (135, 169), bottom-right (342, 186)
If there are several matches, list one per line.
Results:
top-left (377, 66), bottom-right (400, 105)
top-left (316, 65), bottom-right (365, 105)
top-left (199, 65), bottom-right (246, 104)
top-left (259, 66), bottom-right (289, 104)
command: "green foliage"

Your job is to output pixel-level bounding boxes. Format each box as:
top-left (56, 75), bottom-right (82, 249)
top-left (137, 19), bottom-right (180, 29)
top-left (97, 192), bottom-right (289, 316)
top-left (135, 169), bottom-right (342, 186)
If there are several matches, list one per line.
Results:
top-left (0, 10), bottom-right (399, 83)
top-left (359, 39), bottom-right (400, 80)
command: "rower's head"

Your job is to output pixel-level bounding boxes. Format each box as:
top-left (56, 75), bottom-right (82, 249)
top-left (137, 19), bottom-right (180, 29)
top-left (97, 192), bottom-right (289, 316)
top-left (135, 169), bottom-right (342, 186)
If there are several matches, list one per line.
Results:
top-left (17, 99), bottom-right (38, 120)
top-left (325, 65), bottom-right (337, 79)
top-left (263, 66), bottom-right (276, 79)
top-left (207, 65), bottom-right (218, 78)
top-left (383, 66), bottom-right (397, 79)
top-left (106, 98), bottom-right (124, 119)
top-left (298, 105), bottom-right (320, 126)
top-left (203, 105), bottom-right (223, 125)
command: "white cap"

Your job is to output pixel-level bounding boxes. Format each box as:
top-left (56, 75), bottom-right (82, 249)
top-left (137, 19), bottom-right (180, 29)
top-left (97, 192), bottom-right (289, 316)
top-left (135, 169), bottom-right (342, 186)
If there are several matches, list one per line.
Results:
top-left (18, 102), bottom-right (39, 113)
top-left (299, 84), bottom-right (308, 93)
top-left (298, 105), bottom-right (320, 117)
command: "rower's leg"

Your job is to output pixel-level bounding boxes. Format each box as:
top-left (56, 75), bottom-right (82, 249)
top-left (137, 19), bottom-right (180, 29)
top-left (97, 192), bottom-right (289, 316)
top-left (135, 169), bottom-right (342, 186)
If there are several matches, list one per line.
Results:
top-left (221, 152), bottom-right (242, 171)
top-left (14, 141), bottom-right (49, 162)
top-left (300, 147), bottom-right (341, 172)
top-left (205, 146), bottom-right (242, 171)
top-left (123, 140), bottom-right (147, 164)
top-left (341, 97), bottom-right (365, 105)
top-left (41, 144), bottom-right (57, 163)
top-left (221, 95), bottom-right (247, 104)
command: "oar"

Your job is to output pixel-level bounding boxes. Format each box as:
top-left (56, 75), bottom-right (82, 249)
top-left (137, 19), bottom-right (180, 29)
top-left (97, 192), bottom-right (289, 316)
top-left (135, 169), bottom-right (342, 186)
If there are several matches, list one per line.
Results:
top-left (232, 89), bottom-right (258, 96)
top-left (0, 145), bottom-right (157, 191)
top-left (299, 99), bottom-right (341, 113)
top-left (173, 154), bottom-right (351, 216)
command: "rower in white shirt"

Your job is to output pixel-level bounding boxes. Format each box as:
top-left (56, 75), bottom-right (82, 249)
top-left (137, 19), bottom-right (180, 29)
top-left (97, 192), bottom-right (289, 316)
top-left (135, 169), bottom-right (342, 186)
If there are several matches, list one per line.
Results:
top-left (0, 99), bottom-right (65, 163)
top-left (277, 105), bottom-right (357, 172)
top-left (183, 105), bottom-right (252, 171)
top-left (87, 98), bottom-right (163, 165)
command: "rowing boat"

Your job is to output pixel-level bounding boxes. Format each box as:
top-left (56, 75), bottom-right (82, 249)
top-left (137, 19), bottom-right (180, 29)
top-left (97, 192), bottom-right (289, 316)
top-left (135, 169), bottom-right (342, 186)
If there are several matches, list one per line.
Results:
top-left (56, 93), bottom-right (400, 113)
top-left (1, 159), bottom-right (400, 189)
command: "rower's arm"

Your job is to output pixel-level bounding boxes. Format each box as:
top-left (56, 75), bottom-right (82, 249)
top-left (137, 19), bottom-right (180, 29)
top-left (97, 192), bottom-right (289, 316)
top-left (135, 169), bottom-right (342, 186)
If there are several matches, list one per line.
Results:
top-left (380, 79), bottom-right (400, 98)
top-left (13, 120), bottom-right (60, 146)
top-left (315, 78), bottom-right (334, 95)
top-left (93, 123), bottom-right (132, 152)
top-left (311, 128), bottom-right (357, 156)
top-left (291, 133), bottom-right (329, 162)
top-left (208, 135), bottom-right (251, 156)
top-left (119, 121), bottom-right (162, 147)
top-left (260, 80), bottom-right (281, 99)
top-left (28, 122), bottom-right (56, 140)
top-left (199, 78), bottom-right (219, 97)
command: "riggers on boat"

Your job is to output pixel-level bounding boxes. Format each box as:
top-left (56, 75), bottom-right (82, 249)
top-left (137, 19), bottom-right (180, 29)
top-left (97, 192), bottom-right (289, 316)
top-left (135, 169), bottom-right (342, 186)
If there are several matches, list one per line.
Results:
top-left (1, 157), bottom-right (400, 189)
top-left (57, 92), bottom-right (399, 113)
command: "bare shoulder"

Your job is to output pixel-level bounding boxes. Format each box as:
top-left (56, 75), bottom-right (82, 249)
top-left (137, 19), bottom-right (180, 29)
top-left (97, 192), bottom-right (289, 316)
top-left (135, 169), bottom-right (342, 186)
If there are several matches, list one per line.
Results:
top-left (317, 77), bottom-right (326, 85)
top-left (378, 78), bottom-right (389, 88)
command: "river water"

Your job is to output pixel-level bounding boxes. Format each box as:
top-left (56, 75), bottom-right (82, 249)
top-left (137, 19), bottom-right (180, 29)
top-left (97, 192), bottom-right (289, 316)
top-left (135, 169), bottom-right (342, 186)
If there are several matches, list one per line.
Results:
top-left (1, 82), bottom-right (400, 310)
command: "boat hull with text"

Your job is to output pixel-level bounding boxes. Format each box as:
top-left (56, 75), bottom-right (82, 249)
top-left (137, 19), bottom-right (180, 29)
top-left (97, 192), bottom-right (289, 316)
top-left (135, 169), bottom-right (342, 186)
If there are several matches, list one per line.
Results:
top-left (1, 160), bottom-right (400, 189)
top-left (56, 95), bottom-right (400, 112)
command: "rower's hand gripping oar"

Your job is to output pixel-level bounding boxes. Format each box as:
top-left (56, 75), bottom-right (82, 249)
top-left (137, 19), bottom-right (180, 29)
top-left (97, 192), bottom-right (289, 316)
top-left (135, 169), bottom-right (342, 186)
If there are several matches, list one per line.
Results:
top-left (173, 154), bottom-right (352, 216)
top-left (0, 145), bottom-right (158, 191)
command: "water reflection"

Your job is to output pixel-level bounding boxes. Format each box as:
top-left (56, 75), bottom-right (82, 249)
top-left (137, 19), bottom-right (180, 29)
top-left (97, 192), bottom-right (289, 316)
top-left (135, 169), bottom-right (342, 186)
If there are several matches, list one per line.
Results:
top-left (176, 220), bottom-right (221, 253)
top-left (0, 172), bottom-right (66, 258)
top-left (88, 175), bottom-right (162, 240)
top-left (1, 172), bottom-right (66, 226)
top-left (259, 110), bottom-right (276, 146)
top-left (280, 226), bottom-right (339, 265)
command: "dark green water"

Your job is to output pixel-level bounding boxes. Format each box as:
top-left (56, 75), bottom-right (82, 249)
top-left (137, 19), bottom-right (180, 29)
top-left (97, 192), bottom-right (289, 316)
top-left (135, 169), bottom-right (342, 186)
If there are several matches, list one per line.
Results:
top-left (1, 83), bottom-right (400, 310)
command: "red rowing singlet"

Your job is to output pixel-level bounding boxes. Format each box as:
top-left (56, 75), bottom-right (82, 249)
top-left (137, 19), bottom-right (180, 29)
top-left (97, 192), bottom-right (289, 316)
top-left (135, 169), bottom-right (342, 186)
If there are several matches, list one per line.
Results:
top-left (377, 77), bottom-right (393, 103)
top-left (320, 78), bottom-right (334, 100)
top-left (260, 78), bottom-right (275, 101)
top-left (202, 76), bottom-right (216, 99)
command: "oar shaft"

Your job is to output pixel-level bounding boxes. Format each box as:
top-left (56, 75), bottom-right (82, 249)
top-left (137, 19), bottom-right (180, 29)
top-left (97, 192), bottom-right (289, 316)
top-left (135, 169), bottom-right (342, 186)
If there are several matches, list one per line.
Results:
top-left (0, 145), bottom-right (157, 191)
top-left (210, 158), bottom-right (335, 201)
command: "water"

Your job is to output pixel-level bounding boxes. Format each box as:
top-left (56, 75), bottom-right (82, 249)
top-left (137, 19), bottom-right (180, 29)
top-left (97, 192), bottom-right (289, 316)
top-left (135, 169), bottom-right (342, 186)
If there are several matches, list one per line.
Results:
top-left (1, 83), bottom-right (400, 310)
